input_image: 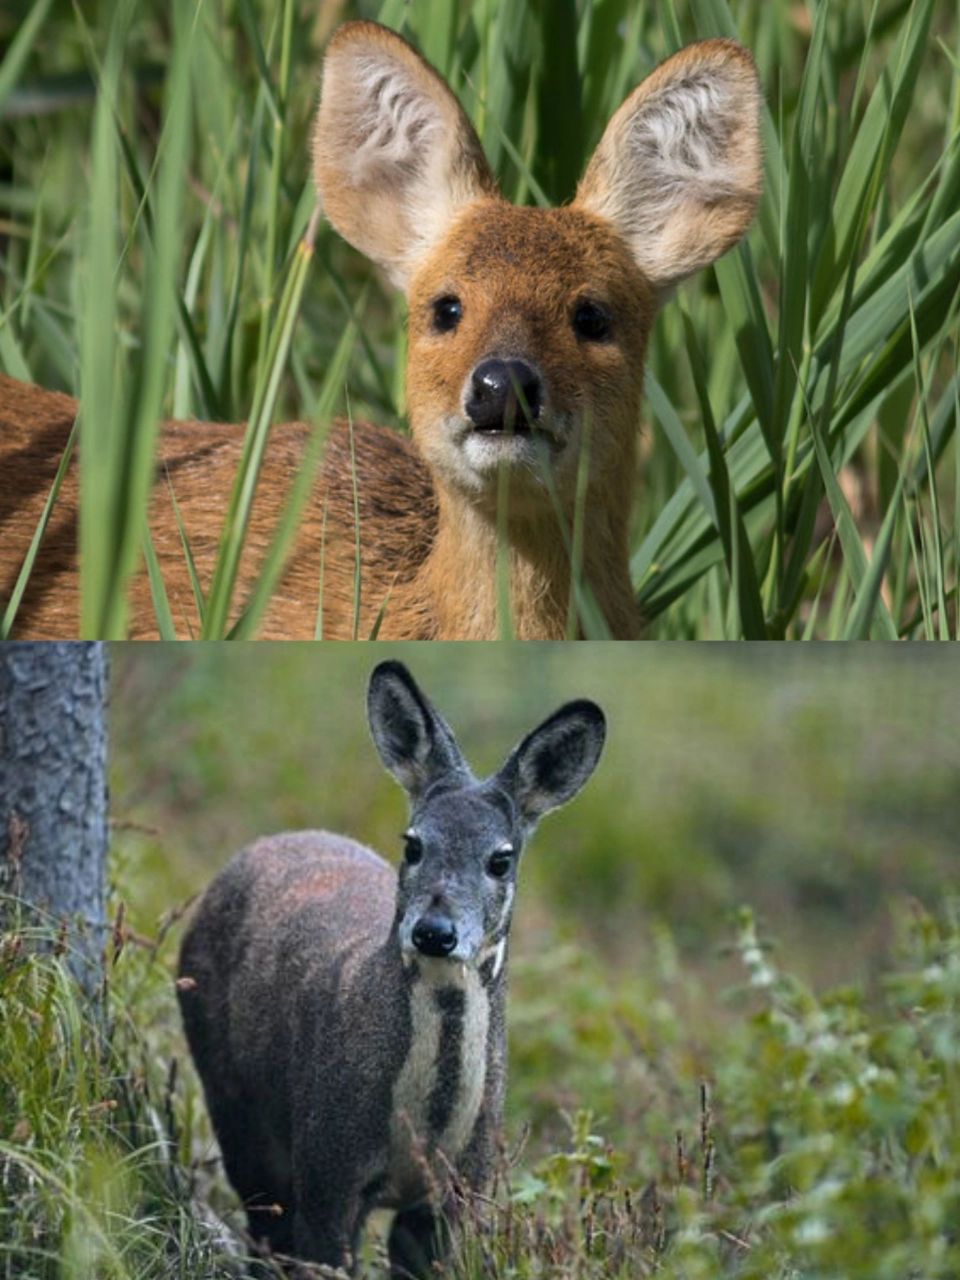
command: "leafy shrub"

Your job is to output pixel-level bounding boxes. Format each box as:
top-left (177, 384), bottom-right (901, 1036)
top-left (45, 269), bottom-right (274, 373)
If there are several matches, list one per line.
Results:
top-left (460, 903), bottom-right (960, 1278)
top-left (5, 894), bottom-right (958, 1276)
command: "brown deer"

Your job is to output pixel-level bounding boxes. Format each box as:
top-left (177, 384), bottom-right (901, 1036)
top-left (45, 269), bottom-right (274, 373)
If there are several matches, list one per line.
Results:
top-left (0, 23), bottom-right (762, 639)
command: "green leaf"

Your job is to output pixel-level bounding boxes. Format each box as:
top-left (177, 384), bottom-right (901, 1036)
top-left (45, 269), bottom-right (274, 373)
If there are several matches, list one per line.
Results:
top-left (682, 310), bottom-right (768, 638)
top-left (0, 0), bottom-right (56, 120)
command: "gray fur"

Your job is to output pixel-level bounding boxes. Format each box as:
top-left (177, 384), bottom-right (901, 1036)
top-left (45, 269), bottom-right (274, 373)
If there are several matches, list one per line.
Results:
top-left (178, 661), bottom-right (605, 1276)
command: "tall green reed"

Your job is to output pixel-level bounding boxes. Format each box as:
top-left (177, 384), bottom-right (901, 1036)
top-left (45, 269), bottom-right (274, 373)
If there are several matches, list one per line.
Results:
top-left (0, 0), bottom-right (956, 637)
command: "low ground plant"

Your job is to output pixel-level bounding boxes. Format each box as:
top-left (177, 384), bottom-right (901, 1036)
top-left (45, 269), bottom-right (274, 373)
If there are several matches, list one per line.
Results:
top-left (2, 894), bottom-right (958, 1277)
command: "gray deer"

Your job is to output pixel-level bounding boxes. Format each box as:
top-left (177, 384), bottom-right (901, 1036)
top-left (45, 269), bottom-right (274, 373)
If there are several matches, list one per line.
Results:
top-left (177, 660), bottom-right (605, 1277)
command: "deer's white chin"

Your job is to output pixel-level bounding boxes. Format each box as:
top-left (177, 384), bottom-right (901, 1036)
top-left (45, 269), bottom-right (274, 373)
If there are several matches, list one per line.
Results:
top-left (461, 429), bottom-right (564, 475)
top-left (403, 951), bottom-right (481, 987)
top-left (399, 933), bottom-right (487, 972)
top-left (425, 413), bottom-right (575, 498)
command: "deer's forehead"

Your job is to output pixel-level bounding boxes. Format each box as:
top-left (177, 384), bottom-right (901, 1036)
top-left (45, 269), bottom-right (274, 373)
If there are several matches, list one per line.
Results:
top-left (412, 201), bottom-right (649, 302)
top-left (415, 786), bottom-right (515, 843)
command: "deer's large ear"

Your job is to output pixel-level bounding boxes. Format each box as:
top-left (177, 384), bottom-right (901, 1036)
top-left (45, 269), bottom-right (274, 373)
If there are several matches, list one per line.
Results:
top-left (367, 662), bottom-right (470, 800)
top-left (573, 39), bottom-right (762, 295)
top-left (313, 21), bottom-right (497, 291)
top-left (495, 701), bottom-right (606, 828)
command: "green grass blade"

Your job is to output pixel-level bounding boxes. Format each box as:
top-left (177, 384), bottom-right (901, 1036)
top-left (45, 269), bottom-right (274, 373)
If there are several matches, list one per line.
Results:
top-left (77, 2), bottom-right (127, 638)
top-left (412, 0), bottom-right (459, 76)
top-left (645, 373), bottom-right (717, 524)
top-left (229, 313), bottom-right (358, 640)
top-left (713, 243), bottom-right (776, 459)
top-left (529, 0), bottom-right (583, 205)
top-left (0, 0), bottom-right (56, 118)
top-left (140, 530), bottom-right (177, 641)
top-left (166, 480), bottom-right (207, 632)
top-left (842, 473), bottom-right (905, 641)
top-left (809, 0), bottom-right (936, 328)
top-left (682, 310), bottom-right (767, 638)
top-left (202, 218), bottom-right (319, 638)
top-left (115, 0), bottom-right (193, 633)
top-left (313, 501), bottom-right (328, 640)
top-left (0, 417), bottom-right (78, 639)
top-left (807, 403), bottom-right (897, 640)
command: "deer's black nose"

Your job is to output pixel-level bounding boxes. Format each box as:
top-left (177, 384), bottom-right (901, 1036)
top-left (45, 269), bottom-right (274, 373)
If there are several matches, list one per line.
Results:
top-left (412, 914), bottom-right (458, 958)
top-left (465, 358), bottom-right (542, 432)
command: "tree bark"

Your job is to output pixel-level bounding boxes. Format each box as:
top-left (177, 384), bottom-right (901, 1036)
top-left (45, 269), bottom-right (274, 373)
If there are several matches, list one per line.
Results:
top-left (0, 642), bottom-right (108, 989)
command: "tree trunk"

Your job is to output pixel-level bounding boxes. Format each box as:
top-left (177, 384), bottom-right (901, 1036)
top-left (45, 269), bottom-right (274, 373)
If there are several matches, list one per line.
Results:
top-left (0, 642), bottom-right (108, 989)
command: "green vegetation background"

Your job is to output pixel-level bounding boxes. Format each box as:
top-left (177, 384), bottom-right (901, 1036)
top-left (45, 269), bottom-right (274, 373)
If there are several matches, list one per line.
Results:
top-left (1, 0), bottom-right (959, 637)
top-left (112, 643), bottom-right (960, 994)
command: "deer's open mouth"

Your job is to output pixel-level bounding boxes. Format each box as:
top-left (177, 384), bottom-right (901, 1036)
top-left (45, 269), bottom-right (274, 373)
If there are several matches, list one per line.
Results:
top-left (473, 420), bottom-right (533, 435)
top-left (470, 389), bottom-right (540, 436)
top-left (435, 412), bottom-right (572, 490)
top-left (472, 412), bottom-right (539, 437)
top-left (465, 420), bottom-right (566, 463)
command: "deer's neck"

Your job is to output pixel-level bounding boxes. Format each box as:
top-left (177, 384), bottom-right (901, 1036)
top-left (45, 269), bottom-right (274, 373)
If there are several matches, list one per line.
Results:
top-left (413, 482), bottom-right (639, 640)
top-left (385, 951), bottom-right (502, 1201)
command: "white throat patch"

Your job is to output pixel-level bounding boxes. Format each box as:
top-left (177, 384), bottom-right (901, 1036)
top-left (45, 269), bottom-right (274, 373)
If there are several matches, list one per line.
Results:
top-left (387, 961), bottom-right (489, 1201)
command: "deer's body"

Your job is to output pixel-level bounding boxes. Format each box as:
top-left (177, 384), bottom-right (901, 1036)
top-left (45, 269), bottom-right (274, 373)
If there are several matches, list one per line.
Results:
top-left (179, 834), bottom-right (506, 1266)
top-left (0, 374), bottom-right (436, 639)
top-left (1, 26), bottom-right (762, 638)
top-left (178, 662), bottom-right (605, 1275)
top-left (0, 362), bottom-right (634, 640)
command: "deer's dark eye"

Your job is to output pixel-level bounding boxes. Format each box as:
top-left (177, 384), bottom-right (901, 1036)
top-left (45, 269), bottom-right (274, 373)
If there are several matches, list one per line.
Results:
top-left (432, 294), bottom-right (463, 334)
top-left (572, 299), bottom-right (613, 342)
top-left (486, 848), bottom-right (513, 879)
top-left (403, 833), bottom-right (423, 866)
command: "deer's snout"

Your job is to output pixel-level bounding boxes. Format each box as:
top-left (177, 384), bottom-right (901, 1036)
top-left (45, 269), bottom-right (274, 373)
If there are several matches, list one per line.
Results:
top-left (465, 358), bottom-right (542, 432)
top-left (411, 913), bottom-right (459, 958)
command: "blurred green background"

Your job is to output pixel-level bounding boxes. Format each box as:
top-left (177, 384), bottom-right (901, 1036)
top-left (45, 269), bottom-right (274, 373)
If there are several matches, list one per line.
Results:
top-left (111, 643), bottom-right (960, 996)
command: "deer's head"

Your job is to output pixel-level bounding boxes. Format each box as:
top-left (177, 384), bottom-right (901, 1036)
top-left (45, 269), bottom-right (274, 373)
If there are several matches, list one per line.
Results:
top-left (367, 661), bottom-right (605, 975)
top-left (314, 22), bottom-right (762, 521)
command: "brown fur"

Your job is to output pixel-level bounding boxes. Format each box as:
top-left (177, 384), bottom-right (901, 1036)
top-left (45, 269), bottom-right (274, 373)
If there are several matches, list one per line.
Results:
top-left (399, 200), bottom-right (653, 639)
top-left (0, 24), bottom-right (762, 640)
top-left (0, 373), bottom-right (435, 639)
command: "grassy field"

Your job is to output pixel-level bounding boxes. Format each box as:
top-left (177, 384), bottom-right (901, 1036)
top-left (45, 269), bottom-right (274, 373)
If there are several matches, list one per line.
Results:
top-left (4, 644), bottom-right (960, 1275)
top-left (1, 0), bottom-right (959, 637)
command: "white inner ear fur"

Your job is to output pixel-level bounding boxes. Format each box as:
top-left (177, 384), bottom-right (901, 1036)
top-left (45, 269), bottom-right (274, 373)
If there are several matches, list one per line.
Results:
top-left (316, 36), bottom-right (492, 290)
top-left (340, 52), bottom-right (455, 285)
top-left (577, 53), bottom-right (760, 293)
top-left (344, 51), bottom-right (446, 188)
top-left (625, 71), bottom-right (747, 220)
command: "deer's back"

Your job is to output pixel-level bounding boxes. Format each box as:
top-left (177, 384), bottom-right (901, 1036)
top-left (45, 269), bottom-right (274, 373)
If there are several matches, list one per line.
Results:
top-left (178, 833), bottom-right (399, 1083)
top-left (177, 833), bottom-right (408, 1208)
top-left (0, 374), bottom-right (437, 639)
